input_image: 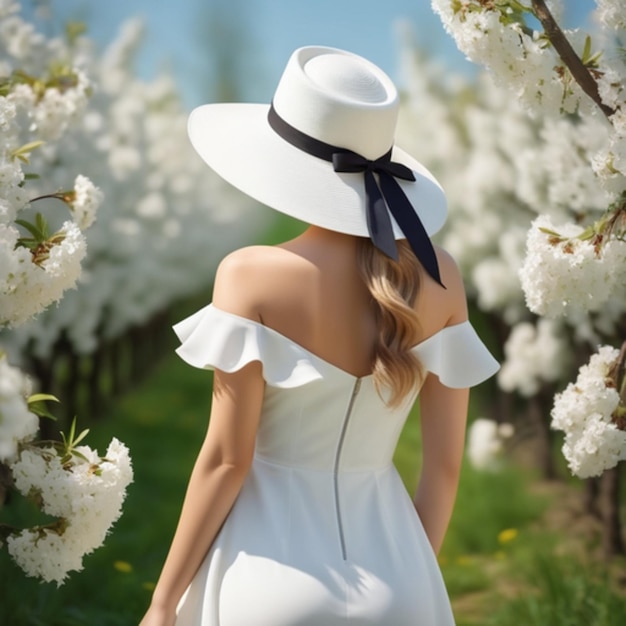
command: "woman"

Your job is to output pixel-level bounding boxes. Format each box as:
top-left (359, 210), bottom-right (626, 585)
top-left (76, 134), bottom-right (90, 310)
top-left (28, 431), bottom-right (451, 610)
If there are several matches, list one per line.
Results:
top-left (140, 46), bottom-right (499, 626)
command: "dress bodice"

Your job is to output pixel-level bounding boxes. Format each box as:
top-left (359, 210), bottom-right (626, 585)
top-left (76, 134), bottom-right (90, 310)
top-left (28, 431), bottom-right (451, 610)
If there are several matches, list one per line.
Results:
top-left (173, 304), bottom-right (499, 472)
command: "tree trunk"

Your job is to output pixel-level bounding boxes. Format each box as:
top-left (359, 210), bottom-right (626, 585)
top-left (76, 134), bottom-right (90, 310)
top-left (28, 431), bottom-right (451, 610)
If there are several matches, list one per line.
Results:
top-left (89, 351), bottom-right (104, 419)
top-left (528, 392), bottom-right (557, 479)
top-left (0, 462), bottom-right (12, 508)
top-left (583, 477), bottom-right (602, 519)
top-left (600, 465), bottom-right (625, 557)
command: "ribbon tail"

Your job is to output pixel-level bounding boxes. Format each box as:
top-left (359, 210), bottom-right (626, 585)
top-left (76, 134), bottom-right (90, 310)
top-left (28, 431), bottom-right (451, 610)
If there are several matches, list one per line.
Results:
top-left (378, 172), bottom-right (445, 288)
top-left (364, 170), bottom-right (398, 261)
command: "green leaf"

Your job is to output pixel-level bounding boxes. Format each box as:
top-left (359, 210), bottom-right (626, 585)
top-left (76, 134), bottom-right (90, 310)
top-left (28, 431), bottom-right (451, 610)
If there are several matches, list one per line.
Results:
top-left (508, 0), bottom-right (532, 15)
top-left (15, 213), bottom-right (50, 243)
top-left (582, 35), bottom-right (592, 65)
top-left (10, 140), bottom-right (45, 163)
top-left (65, 21), bottom-right (87, 45)
top-left (586, 50), bottom-right (603, 68)
top-left (578, 226), bottom-right (596, 241)
top-left (72, 428), bottom-right (90, 448)
top-left (27, 393), bottom-right (60, 404)
top-left (71, 449), bottom-right (90, 463)
top-left (16, 237), bottom-right (39, 250)
top-left (14, 218), bottom-right (45, 241)
top-left (28, 401), bottom-right (58, 420)
top-left (27, 393), bottom-right (60, 420)
top-left (35, 212), bottom-right (49, 238)
top-left (538, 226), bottom-right (563, 238)
top-left (66, 417), bottom-right (77, 445)
top-left (60, 417), bottom-right (90, 457)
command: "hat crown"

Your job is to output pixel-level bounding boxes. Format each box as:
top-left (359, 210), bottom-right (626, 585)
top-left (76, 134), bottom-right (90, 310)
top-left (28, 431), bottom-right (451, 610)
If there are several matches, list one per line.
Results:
top-left (273, 47), bottom-right (399, 160)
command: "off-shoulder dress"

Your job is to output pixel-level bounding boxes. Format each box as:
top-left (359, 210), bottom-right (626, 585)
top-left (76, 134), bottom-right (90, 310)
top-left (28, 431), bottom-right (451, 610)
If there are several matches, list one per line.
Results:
top-left (172, 304), bottom-right (499, 626)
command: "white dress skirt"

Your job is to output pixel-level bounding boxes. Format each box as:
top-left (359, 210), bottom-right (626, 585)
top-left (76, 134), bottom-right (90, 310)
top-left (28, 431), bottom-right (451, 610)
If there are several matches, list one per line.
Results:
top-left (172, 304), bottom-right (499, 626)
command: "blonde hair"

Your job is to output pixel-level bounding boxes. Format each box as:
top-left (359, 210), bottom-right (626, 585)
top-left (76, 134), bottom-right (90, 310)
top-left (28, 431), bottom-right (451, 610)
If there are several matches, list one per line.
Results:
top-left (356, 238), bottom-right (424, 407)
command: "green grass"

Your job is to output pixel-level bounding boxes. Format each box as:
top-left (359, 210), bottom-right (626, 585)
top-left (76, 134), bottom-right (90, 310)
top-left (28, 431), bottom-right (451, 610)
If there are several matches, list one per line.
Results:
top-left (487, 552), bottom-right (626, 626)
top-left (444, 462), bottom-right (546, 557)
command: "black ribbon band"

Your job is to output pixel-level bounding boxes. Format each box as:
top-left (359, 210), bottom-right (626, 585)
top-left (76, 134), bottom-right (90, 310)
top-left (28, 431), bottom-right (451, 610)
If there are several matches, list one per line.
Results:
top-left (267, 104), bottom-right (444, 287)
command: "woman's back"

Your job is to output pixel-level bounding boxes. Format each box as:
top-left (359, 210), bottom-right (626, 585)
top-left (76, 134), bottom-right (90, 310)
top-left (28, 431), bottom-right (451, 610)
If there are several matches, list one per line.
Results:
top-left (212, 225), bottom-right (467, 381)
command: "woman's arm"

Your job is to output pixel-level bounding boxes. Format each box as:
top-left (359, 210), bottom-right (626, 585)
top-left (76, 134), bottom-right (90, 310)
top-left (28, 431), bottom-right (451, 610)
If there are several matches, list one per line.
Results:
top-left (140, 255), bottom-right (266, 626)
top-left (413, 245), bottom-right (470, 555)
top-left (414, 376), bottom-right (469, 555)
top-left (140, 361), bottom-right (264, 626)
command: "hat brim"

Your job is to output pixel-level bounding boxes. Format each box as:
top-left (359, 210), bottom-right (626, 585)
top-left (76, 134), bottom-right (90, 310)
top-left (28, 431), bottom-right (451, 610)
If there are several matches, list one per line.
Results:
top-left (188, 103), bottom-right (447, 238)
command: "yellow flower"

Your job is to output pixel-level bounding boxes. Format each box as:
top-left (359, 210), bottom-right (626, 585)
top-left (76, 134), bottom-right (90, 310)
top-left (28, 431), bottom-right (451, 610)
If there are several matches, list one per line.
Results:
top-left (497, 528), bottom-right (518, 545)
top-left (114, 560), bottom-right (133, 573)
top-left (142, 581), bottom-right (156, 591)
top-left (455, 555), bottom-right (473, 566)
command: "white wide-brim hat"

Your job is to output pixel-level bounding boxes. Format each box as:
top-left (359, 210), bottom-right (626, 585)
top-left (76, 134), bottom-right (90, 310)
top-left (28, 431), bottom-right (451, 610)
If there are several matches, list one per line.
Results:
top-left (188, 46), bottom-right (447, 242)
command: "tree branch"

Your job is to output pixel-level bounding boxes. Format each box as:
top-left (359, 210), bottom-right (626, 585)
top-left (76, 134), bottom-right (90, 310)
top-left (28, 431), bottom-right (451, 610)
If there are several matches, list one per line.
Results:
top-left (531, 0), bottom-right (616, 119)
top-left (613, 341), bottom-right (626, 412)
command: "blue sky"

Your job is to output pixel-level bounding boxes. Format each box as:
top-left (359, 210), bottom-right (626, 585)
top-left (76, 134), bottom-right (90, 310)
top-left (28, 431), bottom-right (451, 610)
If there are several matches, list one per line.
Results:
top-left (23, 0), bottom-right (595, 108)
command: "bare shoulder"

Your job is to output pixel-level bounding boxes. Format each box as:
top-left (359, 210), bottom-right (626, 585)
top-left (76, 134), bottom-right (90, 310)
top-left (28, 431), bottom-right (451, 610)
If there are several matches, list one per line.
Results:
top-left (434, 245), bottom-right (464, 291)
top-left (423, 245), bottom-right (468, 326)
top-left (212, 246), bottom-right (298, 321)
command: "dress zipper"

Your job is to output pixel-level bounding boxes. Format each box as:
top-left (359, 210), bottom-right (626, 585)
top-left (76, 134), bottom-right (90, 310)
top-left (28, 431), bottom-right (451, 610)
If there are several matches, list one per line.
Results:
top-left (333, 377), bottom-right (362, 561)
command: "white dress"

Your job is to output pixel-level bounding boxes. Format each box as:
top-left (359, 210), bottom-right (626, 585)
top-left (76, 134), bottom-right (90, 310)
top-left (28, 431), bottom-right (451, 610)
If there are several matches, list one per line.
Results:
top-left (172, 304), bottom-right (499, 626)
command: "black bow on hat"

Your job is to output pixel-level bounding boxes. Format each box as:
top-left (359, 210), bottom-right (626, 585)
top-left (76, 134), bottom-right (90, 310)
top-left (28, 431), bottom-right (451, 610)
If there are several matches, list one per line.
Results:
top-left (268, 104), bottom-right (444, 287)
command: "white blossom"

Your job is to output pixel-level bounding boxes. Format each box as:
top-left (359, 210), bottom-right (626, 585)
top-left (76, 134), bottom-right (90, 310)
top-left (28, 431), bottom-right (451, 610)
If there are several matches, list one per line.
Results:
top-left (0, 159), bottom-right (23, 191)
top-left (596, 66), bottom-right (624, 113)
top-left (467, 418), bottom-right (514, 471)
top-left (471, 228), bottom-right (527, 322)
top-left (0, 7), bottom-right (98, 330)
top-left (519, 215), bottom-right (626, 318)
top-left (551, 346), bottom-right (626, 478)
top-left (0, 95), bottom-right (16, 132)
top-left (30, 73), bottom-right (91, 141)
top-left (0, 352), bottom-right (38, 462)
top-left (0, 0), bottom-right (20, 20)
top-left (0, 14), bottom-right (44, 61)
top-left (70, 175), bottom-right (102, 230)
top-left (6, 528), bottom-right (84, 584)
top-left (430, 0), bottom-right (587, 116)
top-left (7, 437), bottom-right (133, 584)
top-left (423, 1), bottom-right (626, 479)
top-left (498, 319), bottom-right (570, 396)
top-left (0, 10), bottom-right (264, 357)
top-left (595, 0), bottom-right (626, 31)
top-left (0, 221), bottom-right (87, 327)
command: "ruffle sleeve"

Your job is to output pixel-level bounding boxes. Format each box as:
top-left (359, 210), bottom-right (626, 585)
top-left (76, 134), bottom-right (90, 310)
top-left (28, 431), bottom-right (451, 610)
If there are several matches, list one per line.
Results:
top-left (173, 304), bottom-right (325, 388)
top-left (414, 321), bottom-right (499, 388)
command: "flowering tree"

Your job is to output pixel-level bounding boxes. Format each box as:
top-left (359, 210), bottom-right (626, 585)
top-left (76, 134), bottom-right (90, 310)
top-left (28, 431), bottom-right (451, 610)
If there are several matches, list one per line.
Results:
top-left (0, 4), bottom-right (100, 327)
top-left (1, 0), bottom-right (268, 582)
top-left (0, 0), bottom-right (135, 584)
top-left (2, 16), bottom-right (264, 362)
top-left (416, 0), bottom-right (626, 477)
top-left (414, 0), bottom-right (626, 552)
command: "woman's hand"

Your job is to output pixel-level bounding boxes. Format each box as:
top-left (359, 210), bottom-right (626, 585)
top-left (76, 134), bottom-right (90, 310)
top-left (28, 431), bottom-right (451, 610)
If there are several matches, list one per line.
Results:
top-left (139, 604), bottom-right (176, 626)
